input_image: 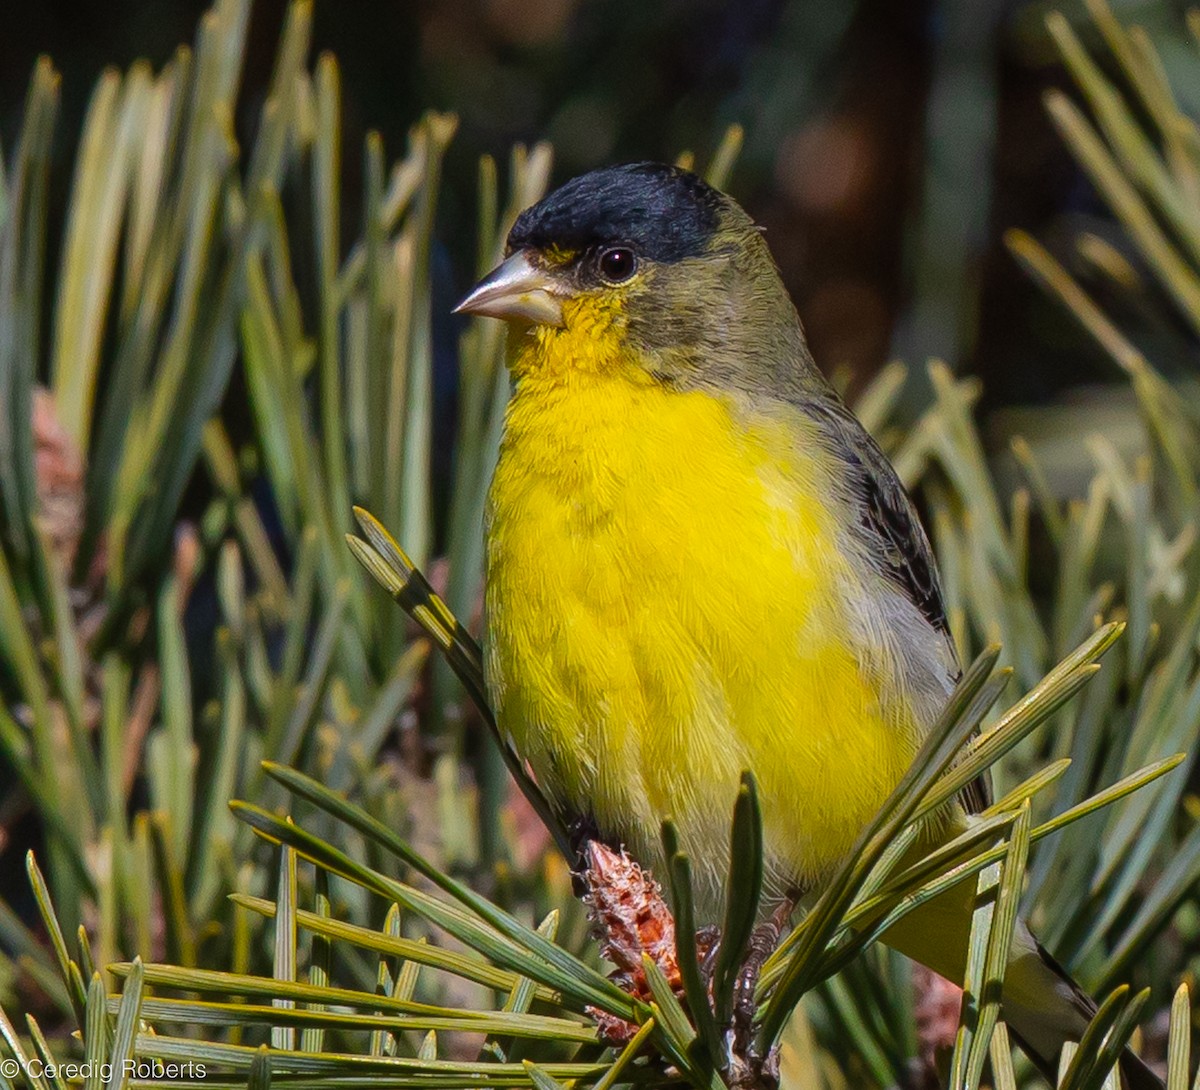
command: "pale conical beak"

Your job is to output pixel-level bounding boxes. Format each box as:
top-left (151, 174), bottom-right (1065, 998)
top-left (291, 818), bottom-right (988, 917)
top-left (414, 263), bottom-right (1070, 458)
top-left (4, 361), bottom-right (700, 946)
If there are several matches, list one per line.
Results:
top-left (454, 251), bottom-right (566, 326)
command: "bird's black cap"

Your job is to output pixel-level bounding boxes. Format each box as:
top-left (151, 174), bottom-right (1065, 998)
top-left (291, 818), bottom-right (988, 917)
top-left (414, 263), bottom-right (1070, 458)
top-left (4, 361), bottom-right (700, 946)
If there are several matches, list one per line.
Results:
top-left (507, 162), bottom-right (725, 265)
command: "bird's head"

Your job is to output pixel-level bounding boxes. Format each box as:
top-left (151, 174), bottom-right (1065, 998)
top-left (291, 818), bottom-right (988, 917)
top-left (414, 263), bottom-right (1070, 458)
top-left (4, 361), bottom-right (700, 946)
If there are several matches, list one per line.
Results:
top-left (456, 162), bottom-right (813, 393)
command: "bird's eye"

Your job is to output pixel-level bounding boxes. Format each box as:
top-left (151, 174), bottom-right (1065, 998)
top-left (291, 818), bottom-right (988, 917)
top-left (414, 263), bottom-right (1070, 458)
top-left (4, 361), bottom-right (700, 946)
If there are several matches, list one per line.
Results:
top-left (597, 247), bottom-right (637, 284)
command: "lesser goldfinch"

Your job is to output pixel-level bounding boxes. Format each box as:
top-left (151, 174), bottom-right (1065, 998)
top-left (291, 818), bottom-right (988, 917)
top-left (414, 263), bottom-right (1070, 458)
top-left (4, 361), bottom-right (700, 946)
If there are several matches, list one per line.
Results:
top-left (456, 162), bottom-right (1159, 1088)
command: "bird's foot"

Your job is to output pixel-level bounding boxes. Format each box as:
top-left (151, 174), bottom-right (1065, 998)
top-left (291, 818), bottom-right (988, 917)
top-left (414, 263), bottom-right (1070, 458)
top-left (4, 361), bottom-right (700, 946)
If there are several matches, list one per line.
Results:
top-left (730, 895), bottom-right (796, 1057)
top-left (726, 1047), bottom-right (780, 1090)
top-left (578, 837), bottom-right (793, 1090)
top-left (696, 924), bottom-right (722, 981)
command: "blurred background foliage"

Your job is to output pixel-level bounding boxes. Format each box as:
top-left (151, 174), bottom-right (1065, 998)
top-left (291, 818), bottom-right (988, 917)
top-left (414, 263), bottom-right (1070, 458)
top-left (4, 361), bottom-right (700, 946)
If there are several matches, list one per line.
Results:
top-left (1, 0), bottom-right (1200, 1087)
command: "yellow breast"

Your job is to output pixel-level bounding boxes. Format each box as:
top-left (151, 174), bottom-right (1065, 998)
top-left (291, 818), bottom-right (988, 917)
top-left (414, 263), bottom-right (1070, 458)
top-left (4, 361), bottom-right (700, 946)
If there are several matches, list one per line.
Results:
top-left (484, 334), bottom-right (922, 910)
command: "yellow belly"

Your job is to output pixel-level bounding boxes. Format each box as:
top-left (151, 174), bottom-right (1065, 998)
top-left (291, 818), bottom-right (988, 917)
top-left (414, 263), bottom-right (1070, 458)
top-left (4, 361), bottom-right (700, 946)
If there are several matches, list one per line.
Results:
top-left (484, 365), bottom-right (922, 912)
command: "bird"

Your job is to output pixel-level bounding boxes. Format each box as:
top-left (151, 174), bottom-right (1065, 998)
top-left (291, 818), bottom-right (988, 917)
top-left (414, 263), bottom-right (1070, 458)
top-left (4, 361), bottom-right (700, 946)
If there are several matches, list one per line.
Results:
top-left (455, 161), bottom-right (1160, 1089)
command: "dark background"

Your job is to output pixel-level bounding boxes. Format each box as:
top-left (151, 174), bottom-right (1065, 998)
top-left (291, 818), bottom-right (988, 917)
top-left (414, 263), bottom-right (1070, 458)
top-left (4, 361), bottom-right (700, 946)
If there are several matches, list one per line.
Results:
top-left (3, 0), bottom-right (1198, 415)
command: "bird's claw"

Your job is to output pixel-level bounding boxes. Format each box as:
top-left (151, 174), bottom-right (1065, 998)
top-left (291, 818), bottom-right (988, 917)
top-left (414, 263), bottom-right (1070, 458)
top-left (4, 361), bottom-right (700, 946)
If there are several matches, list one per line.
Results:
top-left (727, 896), bottom-right (795, 1088)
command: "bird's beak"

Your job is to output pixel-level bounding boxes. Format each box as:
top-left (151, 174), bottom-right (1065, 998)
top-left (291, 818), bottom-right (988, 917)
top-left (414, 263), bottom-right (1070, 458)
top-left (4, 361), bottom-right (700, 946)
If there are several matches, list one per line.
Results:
top-left (453, 251), bottom-right (566, 327)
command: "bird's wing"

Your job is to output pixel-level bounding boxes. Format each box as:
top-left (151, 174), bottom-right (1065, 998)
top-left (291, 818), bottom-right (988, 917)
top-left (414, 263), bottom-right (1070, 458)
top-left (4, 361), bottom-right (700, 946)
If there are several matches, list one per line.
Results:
top-left (808, 394), bottom-right (993, 814)
top-left (957, 769), bottom-right (992, 815)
